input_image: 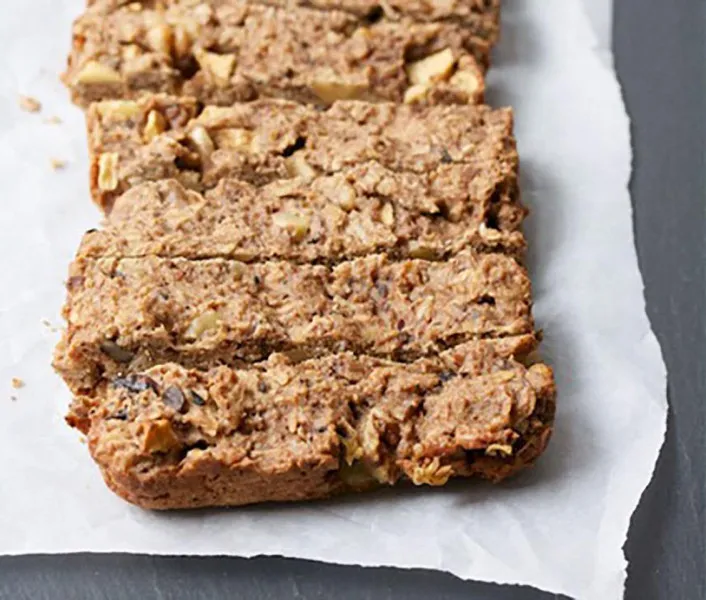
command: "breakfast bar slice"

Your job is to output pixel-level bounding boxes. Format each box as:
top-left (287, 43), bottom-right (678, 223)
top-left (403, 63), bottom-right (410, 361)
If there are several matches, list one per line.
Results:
top-left (66, 336), bottom-right (555, 509)
top-left (64, 0), bottom-right (485, 108)
top-left (256, 0), bottom-right (501, 45)
top-left (88, 97), bottom-right (517, 212)
top-left (79, 170), bottom-right (526, 263)
top-left (54, 250), bottom-right (534, 394)
top-left (87, 0), bottom-right (501, 50)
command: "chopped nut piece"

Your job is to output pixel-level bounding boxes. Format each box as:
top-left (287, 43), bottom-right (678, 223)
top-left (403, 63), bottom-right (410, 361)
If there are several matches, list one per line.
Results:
top-left (380, 203), bottom-right (394, 226)
top-left (195, 105), bottom-right (233, 123)
top-left (121, 44), bottom-right (142, 60)
top-left (403, 83), bottom-right (429, 104)
top-left (75, 61), bottom-right (122, 85)
top-left (273, 211), bottom-right (310, 241)
top-left (146, 23), bottom-right (174, 55)
top-left (18, 95), bottom-right (41, 113)
top-left (195, 50), bottom-right (236, 83)
top-left (142, 419), bottom-right (180, 453)
top-left (143, 109), bottom-right (167, 142)
top-left (172, 26), bottom-right (192, 57)
top-left (311, 76), bottom-right (366, 104)
top-left (11, 378), bottom-right (24, 390)
top-left (406, 48), bottom-right (456, 86)
top-left (408, 243), bottom-right (436, 260)
top-left (485, 443), bottom-right (514, 457)
top-left (96, 100), bottom-right (141, 120)
top-left (97, 152), bottom-right (119, 191)
top-left (185, 310), bottom-right (222, 339)
top-left (50, 158), bottom-right (67, 171)
top-left (213, 128), bottom-right (253, 150)
top-left (187, 126), bottom-right (215, 159)
top-left (325, 180), bottom-right (357, 211)
top-left (285, 154), bottom-right (317, 180)
top-left (449, 69), bottom-right (480, 96)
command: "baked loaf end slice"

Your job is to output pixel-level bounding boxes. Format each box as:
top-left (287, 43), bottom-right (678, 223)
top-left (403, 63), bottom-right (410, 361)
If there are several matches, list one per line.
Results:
top-left (67, 336), bottom-right (555, 509)
top-left (87, 97), bottom-right (518, 212)
top-left (54, 250), bottom-right (534, 394)
top-left (64, 0), bottom-right (485, 108)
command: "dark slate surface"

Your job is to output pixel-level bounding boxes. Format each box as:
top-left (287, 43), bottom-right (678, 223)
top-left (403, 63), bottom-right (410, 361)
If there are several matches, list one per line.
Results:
top-left (1, 1), bottom-right (704, 598)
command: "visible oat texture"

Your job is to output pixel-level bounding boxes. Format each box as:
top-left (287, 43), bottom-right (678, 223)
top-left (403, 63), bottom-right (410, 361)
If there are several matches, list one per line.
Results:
top-left (67, 337), bottom-right (554, 509)
top-left (87, 96), bottom-right (518, 212)
top-left (56, 1), bottom-right (556, 510)
top-left (64, 0), bottom-right (488, 109)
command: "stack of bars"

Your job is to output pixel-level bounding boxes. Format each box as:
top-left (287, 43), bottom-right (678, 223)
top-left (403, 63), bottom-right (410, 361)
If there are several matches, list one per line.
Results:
top-left (55, 0), bottom-right (556, 509)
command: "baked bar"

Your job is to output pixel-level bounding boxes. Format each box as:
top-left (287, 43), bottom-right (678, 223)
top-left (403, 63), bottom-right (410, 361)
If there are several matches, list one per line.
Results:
top-left (87, 0), bottom-right (501, 46)
top-left (64, 0), bottom-right (485, 108)
top-left (55, 250), bottom-right (534, 393)
top-left (80, 168), bottom-right (526, 262)
top-left (66, 336), bottom-right (555, 509)
top-left (257, 0), bottom-right (500, 43)
top-left (87, 97), bottom-right (518, 212)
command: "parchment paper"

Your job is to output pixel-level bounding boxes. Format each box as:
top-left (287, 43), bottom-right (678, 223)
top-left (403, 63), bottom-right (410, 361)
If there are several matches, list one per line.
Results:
top-left (0, 1), bottom-right (667, 599)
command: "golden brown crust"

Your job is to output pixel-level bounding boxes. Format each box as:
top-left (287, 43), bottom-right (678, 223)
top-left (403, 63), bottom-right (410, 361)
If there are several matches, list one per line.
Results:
top-left (65, 0), bottom-right (486, 109)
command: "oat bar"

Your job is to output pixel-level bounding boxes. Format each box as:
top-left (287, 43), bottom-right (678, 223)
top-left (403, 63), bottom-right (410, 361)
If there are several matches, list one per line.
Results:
top-left (80, 170), bottom-right (525, 263)
top-left (66, 336), bottom-right (555, 509)
top-left (87, 0), bottom-right (501, 46)
top-left (64, 0), bottom-right (485, 108)
top-left (54, 250), bottom-right (533, 393)
top-left (88, 97), bottom-right (517, 212)
top-left (258, 0), bottom-right (501, 44)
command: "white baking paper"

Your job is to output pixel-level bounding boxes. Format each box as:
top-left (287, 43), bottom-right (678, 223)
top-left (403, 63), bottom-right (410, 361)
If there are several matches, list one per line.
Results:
top-left (0, 1), bottom-right (667, 599)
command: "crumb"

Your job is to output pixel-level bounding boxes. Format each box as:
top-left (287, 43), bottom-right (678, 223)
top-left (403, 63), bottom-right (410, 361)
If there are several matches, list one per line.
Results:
top-left (50, 158), bottom-right (67, 170)
top-left (79, 436), bottom-right (87, 444)
top-left (44, 115), bottom-right (62, 125)
top-left (41, 318), bottom-right (60, 333)
top-left (10, 396), bottom-right (17, 402)
top-left (11, 377), bottom-right (24, 389)
top-left (18, 95), bottom-right (42, 113)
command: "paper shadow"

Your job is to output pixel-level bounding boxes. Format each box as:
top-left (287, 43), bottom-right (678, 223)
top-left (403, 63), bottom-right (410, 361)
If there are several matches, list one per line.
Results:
top-left (485, 3), bottom-right (543, 102)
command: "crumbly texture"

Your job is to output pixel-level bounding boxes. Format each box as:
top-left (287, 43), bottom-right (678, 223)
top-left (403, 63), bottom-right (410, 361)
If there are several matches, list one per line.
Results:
top-left (258, 0), bottom-right (500, 43)
top-left (80, 166), bottom-right (525, 262)
top-left (55, 250), bottom-right (534, 394)
top-left (87, 97), bottom-right (517, 211)
top-left (87, 0), bottom-right (501, 44)
top-left (18, 95), bottom-right (42, 113)
top-left (66, 336), bottom-right (555, 509)
top-left (64, 0), bottom-right (486, 109)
